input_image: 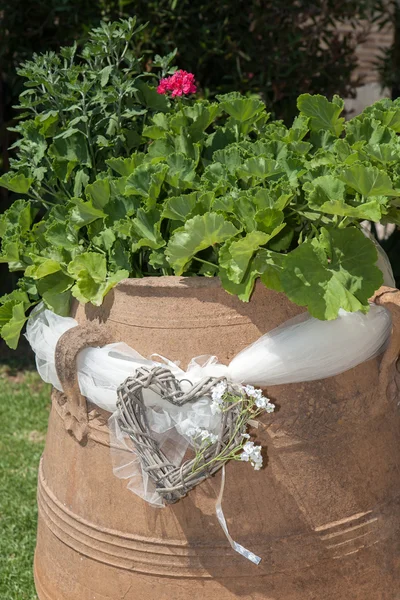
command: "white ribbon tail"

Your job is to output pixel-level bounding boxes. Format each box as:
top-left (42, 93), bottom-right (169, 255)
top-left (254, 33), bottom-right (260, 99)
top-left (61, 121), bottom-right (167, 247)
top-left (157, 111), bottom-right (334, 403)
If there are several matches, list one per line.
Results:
top-left (215, 465), bottom-right (262, 565)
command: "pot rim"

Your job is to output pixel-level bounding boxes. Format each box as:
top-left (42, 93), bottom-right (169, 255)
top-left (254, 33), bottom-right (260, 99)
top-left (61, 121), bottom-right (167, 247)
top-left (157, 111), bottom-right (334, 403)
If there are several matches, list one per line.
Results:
top-left (116, 275), bottom-right (224, 291)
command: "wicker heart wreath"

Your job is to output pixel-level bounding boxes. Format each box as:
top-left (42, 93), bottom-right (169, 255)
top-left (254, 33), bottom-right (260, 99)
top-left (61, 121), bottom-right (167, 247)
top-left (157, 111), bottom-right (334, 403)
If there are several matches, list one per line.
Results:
top-left (116, 366), bottom-right (244, 504)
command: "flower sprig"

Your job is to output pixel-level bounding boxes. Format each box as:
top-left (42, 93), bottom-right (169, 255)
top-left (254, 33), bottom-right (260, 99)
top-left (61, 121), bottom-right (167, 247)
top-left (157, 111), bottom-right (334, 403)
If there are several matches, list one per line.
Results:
top-left (187, 381), bottom-right (275, 476)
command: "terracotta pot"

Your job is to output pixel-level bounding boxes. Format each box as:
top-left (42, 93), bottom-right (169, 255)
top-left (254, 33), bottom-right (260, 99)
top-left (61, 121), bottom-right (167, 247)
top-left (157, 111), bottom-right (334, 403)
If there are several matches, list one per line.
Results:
top-left (34, 278), bottom-right (400, 600)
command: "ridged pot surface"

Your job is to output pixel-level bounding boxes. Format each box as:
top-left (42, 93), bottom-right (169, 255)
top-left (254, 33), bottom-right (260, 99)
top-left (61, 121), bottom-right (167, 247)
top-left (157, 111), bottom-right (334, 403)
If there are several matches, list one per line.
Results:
top-left (34, 278), bottom-right (400, 600)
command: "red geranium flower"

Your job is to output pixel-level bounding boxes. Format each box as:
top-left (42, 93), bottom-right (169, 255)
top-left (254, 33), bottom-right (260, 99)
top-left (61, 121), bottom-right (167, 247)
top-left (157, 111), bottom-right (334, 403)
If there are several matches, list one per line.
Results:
top-left (157, 70), bottom-right (197, 97)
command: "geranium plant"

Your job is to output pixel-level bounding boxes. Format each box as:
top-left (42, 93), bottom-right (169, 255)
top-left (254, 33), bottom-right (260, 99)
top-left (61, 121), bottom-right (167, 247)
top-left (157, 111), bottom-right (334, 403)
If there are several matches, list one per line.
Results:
top-left (0, 19), bottom-right (399, 348)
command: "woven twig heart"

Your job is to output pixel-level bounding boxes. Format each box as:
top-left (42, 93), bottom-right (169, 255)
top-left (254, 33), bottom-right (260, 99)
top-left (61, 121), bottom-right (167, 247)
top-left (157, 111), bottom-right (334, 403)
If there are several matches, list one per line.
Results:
top-left (116, 366), bottom-right (244, 504)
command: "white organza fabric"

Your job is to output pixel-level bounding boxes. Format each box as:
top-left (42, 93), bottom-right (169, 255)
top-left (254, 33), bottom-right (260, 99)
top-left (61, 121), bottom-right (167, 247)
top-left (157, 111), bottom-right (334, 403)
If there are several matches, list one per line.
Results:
top-left (26, 304), bottom-right (392, 413)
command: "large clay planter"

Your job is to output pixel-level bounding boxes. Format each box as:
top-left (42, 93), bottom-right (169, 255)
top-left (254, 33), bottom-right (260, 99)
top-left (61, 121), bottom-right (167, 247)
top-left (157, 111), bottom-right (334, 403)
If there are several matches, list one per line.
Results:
top-left (34, 278), bottom-right (400, 600)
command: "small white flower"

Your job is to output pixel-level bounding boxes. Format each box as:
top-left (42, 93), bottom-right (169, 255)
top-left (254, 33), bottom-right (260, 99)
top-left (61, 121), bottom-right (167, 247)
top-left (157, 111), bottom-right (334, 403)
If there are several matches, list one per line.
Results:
top-left (254, 396), bottom-right (267, 409)
top-left (243, 385), bottom-right (263, 401)
top-left (243, 385), bottom-right (257, 397)
top-left (240, 441), bottom-right (263, 471)
top-left (188, 427), bottom-right (218, 446)
top-left (210, 381), bottom-right (227, 414)
top-left (211, 381), bottom-right (227, 402)
top-left (241, 432), bottom-right (250, 439)
top-left (200, 429), bottom-right (218, 444)
top-left (242, 441), bottom-right (255, 454)
top-left (265, 401), bottom-right (275, 414)
top-left (243, 384), bottom-right (275, 413)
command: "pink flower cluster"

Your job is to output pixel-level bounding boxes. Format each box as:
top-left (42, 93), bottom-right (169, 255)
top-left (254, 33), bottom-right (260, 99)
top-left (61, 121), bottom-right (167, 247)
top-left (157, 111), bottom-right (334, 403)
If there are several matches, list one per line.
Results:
top-left (157, 70), bottom-right (197, 98)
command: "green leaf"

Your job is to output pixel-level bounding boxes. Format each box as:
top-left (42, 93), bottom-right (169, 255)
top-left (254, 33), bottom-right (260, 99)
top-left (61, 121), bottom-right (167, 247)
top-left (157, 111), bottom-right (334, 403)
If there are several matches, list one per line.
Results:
top-left (25, 258), bottom-right (61, 279)
top-left (0, 173), bottom-right (34, 194)
top-left (362, 101), bottom-right (400, 132)
top-left (280, 227), bottom-right (383, 320)
top-left (142, 113), bottom-right (169, 139)
top-left (142, 124), bottom-right (167, 139)
top-left (165, 153), bottom-right (198, 189)
top-left (305, 175), bottom-right (384, 221)
top-left (258, 250), bottom-right (286, 292)
top-left (232, 192), bottom-right (257, 231)
top-left (91, 228), bottom-right (116, 251)
top-left (219, 246), bottom-right (284, 301)
top-left (148, 137), bottom-right (175, 160)
top-left (255, 209), bottom-right (285, 234)
top-left (339, 163), bottom-right (399, 197)
top-left (268, 227), bottom-right (294, 252)
top-left (345, 116), bottom-right (392, 146)
top-left (106, 154), bottom-right (145, 177)
top-left (0, 199), bottom-right (33, 237)
top-left (1, 302), bottom-right (28, 349)
top-left (73, 169), bottom-right (90, 197)
top-left (44, 222), bottom-right (79, 251)
top-left (0, 240), bottom-right (25, 269)
top-left (305, 176), bottom-right (346, 205)
top-left (99, 270), bottom-right (130, 300)
top-left (109, 239), bottom-right (131, 272)
top-left (54, 127), bottom-right (82, 140)
top-left (135, 80), bottom-right (170, 112)
top-left (297, 94), bottom-right (344, 136)
top-left (219, 231), bottom-right (272, 284)
top-left (213, 146), bottom-right (243, 173)
top-left (49, 132), bottom-right (91, 166)
top-left (309, 130), bottom-right (337, 151)
top-left (185, 102), bottom-right (221, 138)
top-left (37, 271), bottom-right (74, 296)
top-left (237, 157), bottom-right (284, 180)
top-left (42, 290), bottom-right (72, 316)
top-left (217, 92), bottom-right (265, 122)
top-left (166, 212), bottom-right (239, 275)
top-left (162, 193), bottom-right (198, 221)
top-left (250, 140), bottom-right (288, 160)
top-left (0, 289), bottom-right (29, 307)
top-left (364, 143), bottom-right (400, 164)
top-left (131, 208), bottom-right (165, 251)
top-left (125, 163), bottom-right (168, 206)
top-left (203, 127), bottom-right (236, 161)
top-left (201, 163), bottom-right (234, 194)
top-left (100, 65), bottom-right (113, 87)
top-left (85, 179), bottom-right (111, 209)
top-left (68, 252), bottom-right (128, 306)
top-left (218, 241), bottom-right (258, 301)
top-left (68, 251), bottom-right (107, 282)
top-left (382, 206), bottom-right (400, 226)
top-left (69, 198), bottom-right (106, 228)
top-left (253, 187), bottom-right (292, 211)
top-left (36, 110), bottom-right (59, 136)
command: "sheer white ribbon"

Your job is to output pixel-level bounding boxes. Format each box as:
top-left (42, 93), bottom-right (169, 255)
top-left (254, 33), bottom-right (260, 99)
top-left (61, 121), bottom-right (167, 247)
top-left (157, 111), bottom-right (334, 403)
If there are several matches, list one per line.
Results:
top-left (26, 304), bottom-right (392, 413)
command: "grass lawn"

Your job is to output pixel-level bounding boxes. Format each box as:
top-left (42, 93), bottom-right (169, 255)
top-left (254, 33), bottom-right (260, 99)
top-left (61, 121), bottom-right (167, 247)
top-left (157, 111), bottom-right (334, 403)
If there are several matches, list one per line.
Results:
top-left (0, 345), bottom-right (50, 600)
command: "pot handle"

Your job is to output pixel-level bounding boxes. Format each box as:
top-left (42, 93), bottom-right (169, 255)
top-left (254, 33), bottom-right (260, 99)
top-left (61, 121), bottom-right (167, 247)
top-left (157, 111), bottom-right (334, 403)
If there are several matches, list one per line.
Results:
top-left (55, 322), bottom-right (114, 442)
top-left (374, 286), bottom-right (400, 402)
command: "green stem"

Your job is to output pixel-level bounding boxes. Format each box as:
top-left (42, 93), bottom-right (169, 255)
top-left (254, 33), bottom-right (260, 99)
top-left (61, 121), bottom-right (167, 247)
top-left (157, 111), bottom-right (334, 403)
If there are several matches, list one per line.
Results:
top-left (177, 98), bottom-right (186, 121)
top-left (191, 399), bottom-right (252, 476)
top-left (192, 256), bottom-right (217, 269)
top-left (27, 190), bottom-right (57, 209)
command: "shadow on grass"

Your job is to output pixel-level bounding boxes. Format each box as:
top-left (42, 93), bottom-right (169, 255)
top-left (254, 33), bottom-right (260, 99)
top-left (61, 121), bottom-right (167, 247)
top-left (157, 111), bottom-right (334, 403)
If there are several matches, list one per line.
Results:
top-left (0, 337), bottom-right (35, 374)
